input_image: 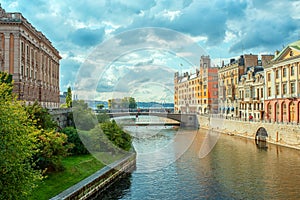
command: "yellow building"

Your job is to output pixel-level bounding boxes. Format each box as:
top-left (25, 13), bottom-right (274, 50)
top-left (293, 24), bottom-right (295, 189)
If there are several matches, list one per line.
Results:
top-left (218, 54), bottom-right (258, 117)
top-left (264, 40), bottom-right (300, 123)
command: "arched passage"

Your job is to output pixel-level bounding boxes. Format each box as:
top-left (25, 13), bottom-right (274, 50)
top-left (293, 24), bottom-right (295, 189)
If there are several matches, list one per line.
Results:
top-left (255, 127), bottom-right (268, 142)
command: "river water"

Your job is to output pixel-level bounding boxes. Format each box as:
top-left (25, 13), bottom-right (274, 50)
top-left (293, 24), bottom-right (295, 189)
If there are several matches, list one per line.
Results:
top-left (93, 126), bottom-right (300, 200)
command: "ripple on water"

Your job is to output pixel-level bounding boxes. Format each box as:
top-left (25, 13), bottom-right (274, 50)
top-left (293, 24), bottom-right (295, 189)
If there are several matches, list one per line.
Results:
top-left (94, 128), bottom-right (300, 200)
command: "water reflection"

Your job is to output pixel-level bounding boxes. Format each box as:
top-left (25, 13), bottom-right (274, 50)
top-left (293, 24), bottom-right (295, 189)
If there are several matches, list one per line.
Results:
top-left (89, 173), bottom-right (132, 200)
top-left (95, 128), bottom-right (300, 200)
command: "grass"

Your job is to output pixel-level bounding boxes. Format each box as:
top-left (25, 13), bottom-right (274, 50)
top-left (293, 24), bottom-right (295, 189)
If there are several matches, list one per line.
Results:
top-left (29, 154), bottom-right (105, 200)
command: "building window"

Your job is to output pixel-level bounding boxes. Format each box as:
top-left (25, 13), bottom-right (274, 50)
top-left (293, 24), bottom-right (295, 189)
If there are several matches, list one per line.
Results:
top-left (21, 66), bottom-right (23, 76)
top-left (268, 87), bottom-right (271, 97)
top-left (267, 73), bottom-right (271, 81)
top-left (290, 50), bottom-right (293, 57)
top-left (291, 66), bottom-right (295, 76)
top-left (261, 88), bottom-right (263, 98)
top-left (276, 70), bottom-right (279, 79)
top-left (275, 85), bottom-right (279, 95)
top-left (283, 103), bottom-right (287, 116)
top-left (291, 82), bottom-right (295, 94)
top-left (268, 104), bottom-right (272, 116)
top-left (282, 83), bottom-right (287, 94)
top-left (283, 68), bottom-right (287, 77)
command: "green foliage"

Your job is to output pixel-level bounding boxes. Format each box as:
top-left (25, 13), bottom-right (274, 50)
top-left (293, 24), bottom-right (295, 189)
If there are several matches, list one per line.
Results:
top-left (61, 127), bottom-right (89, 155)
top-left (96, 104), bottom-right (104, 110)
top-left (0, 72), bottom-right (42, 199)
top-left (60, 103), bottom-right (68, 108)
top-left (25, 101), bottom-right (58, 130)
top-left (0, 71), bottom-right (13, 99)
top-left (128, 97), bottom-right (137, 109)
top-left (108, 97), bottom-right (137, 109)
top-left (30, 155), bottom-right (104, 200)
top-left (66, 87), bottom-right (72, 108)
top-left (100, 120), bottom-right (132, 151)
top-left (72, 100), bottom-right (97, 131)
top-left (97, 113), bottom-right (110, 123)
top-left (34, 130), bottom-right (73, 172)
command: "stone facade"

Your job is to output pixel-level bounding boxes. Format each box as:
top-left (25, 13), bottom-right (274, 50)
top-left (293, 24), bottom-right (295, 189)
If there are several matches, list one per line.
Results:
top-left (237, 66), bottom-right (265, 121)
top-left (198, 115), bottom-right (300, 150)
top-left (0, 6), bottom-right (61, 108)
top-left (264, 40), bottom-right (300, 123)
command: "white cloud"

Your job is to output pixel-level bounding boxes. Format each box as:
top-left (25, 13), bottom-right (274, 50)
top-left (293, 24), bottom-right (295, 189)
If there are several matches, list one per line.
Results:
top-left (2, 0), bottom-right (300, 102)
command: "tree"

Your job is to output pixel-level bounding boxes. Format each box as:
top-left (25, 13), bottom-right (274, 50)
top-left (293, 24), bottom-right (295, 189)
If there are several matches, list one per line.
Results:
top-left (61, 127), bottom-right (89, 155)
top-left (128, 97), bottom-right (137, 109)
top-left (100, 120), bottom-right (132, 151)
top-left (66, 86), bottom-right (72, 108)
top-left (25, 102), bottom-right (72, 172)
top-left (25, 101), bottom-right (58, 130)
top-left (108, 97), bottom-right (137, 109)
top-left (34, 130), bottom-right (72, 172)
top-left (96, 104), bottom-right (104, 110)
top-left (0, 72), bottom-right (42, 199)
top-left (72, 100), bottom-right (97, 130)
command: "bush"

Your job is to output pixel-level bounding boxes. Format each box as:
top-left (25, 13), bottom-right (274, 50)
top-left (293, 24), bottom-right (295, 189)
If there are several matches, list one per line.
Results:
top-left (34, 130), bottom-right (73, 172)
top-left (61, 127), bottom-right (89, 155)
top-left (100, 120), bottom-right (132, 151)
top-left (97, 113), bottom-right (110, 123)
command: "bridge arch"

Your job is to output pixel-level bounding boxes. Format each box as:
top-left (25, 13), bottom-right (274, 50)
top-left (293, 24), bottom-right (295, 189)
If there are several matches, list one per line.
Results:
top-left (255, 127), bottom-right (268, 142)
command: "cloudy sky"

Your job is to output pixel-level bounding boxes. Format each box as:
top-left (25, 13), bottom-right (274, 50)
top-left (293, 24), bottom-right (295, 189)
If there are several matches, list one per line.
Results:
top-left (1, 0), bottom-right (300, 102)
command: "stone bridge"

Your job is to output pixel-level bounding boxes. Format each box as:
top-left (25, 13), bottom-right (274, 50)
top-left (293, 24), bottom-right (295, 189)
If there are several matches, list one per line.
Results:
top-left (107, 112), bottom-right (199, 128)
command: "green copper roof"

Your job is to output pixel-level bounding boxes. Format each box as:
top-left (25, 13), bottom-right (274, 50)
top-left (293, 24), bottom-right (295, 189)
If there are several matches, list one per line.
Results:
top-left (273, 39), bottom-right (300, 61)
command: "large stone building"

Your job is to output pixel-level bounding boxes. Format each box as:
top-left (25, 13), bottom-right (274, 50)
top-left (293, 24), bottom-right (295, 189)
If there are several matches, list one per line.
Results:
top-left (264, 40), bottom-right (300, 123)
top-left (174, 55), bottom-right (218, 114)
top-left (0, 5), bottom-right (61, 108)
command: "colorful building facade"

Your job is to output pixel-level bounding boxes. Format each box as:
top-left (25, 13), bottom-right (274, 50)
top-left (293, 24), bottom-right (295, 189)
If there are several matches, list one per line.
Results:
top-left (237, 66), bottom-right (265, 121)
top-left (264, 40), bottom-right (300, 123)
top-left (218, 54), bottom-right (259, 117)
top-left (174, 55), bottom-right (218, 114)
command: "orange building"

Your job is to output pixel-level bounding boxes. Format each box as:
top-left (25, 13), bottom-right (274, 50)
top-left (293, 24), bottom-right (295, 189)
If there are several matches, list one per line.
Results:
top-left (174, 55), bottom-right (218, 114)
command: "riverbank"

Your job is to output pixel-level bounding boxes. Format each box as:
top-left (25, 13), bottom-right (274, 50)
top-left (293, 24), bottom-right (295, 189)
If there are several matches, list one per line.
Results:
top-left (30, 154), bottom-right (105, 200)
top-left (50, 152), bottom-right (136, 200)
top-left (198, 115), bottom-right (300, 150)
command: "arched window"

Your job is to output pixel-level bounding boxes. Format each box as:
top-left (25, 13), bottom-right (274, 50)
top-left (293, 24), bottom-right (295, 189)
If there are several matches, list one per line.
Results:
top-left (283, 103), bottom-right (287, 121)
top-left (290, 102), bottom-right (295, 122)
top-left (276, 103), bottom-right (279, 122)
top-left (268, 103), bottom-right (272, 118)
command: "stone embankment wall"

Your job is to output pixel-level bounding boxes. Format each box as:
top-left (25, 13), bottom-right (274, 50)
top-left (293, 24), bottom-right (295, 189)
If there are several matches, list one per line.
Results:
top-left (50, 153), bottom-right (136, 200)
top-left (198, 115), bottom-right (300, 150)
top-left (48, 108), bottom-right (72, 129)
